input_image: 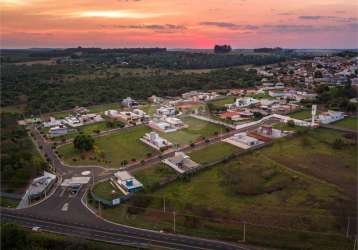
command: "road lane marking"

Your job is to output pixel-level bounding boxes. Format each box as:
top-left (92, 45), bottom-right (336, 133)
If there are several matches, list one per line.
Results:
top-left (61, 203), bottom-right (69, 211)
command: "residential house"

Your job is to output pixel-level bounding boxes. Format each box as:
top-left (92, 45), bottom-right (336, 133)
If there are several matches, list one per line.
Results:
top-left (122, 97), bottom-right (138, 108)
top-left (223, 132), bottom-right (263, 149)
top-left (162, 152), bottom-right (200, 174)
top-left (43, 117), bottom-right (63, 128)
top-left (318, 110), bottom-right (345, 124)
top-left (140, 132), bottom-right (173, 150)
top-left (48, 125), bottom-right (68, 137)
top-left (114, 171), bottom-right (143, 193)
top-left (156, 106), bottom-right (176, 117)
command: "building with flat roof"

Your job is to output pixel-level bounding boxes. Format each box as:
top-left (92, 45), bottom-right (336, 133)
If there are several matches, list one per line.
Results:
top-left (162, 152), bottom-right (200, 174)
top-left (28, 171), bottom-right (57, 200)
top-left (114, 171), bottom-right (143, 193)
top-left (223, 132), bottom-right (263, 149)
top-left (48, 125), bottom-right (68, 137)
top-left (140, 132), bottom-right (173, 150)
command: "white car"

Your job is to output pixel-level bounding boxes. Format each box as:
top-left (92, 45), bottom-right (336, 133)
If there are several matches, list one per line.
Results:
top-left (32, 226), bottom-right (41, 232)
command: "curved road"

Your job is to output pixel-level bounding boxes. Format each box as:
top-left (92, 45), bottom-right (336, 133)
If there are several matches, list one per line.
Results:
top-left (1, 121), bottom-right (277, 249)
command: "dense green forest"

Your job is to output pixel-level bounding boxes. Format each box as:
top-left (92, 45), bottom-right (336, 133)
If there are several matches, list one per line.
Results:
top-left (0, 49), bottom-right (293, 114)
top-left (1, 65), bottom-right (260, 114)
top-left (0, 113), bottom-right (47, 192)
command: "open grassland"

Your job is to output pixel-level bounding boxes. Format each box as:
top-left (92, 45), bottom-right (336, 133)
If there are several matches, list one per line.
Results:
top-left (49, 121), bottom-right (118, 142)
top-left (87, 103), bottom-right (122, 113)
top-left (332, 116), bottom-right (357, 130)
top-left (0, 196), bottom-right (19, 208)
top-left (99, 128), bottom-right (356, 249)
top-left (92, 181), bottom-right (123, 201)
top-left (288, 109), bottom-right (312, 120)
top-left (132, 163), bottom-right (177, 191)
top-left (208, 96), bottom-right (236, 108)
top-left (188, 142), bottom-right (240, 164)
top-left (57, 126), bottom-right (155, 168)
top-left (159, 116), bottom-right (227, 146)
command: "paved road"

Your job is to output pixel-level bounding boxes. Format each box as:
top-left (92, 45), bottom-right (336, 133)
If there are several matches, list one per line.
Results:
top-left (8, 120), bottom-right (278, 249)
top-left (1, 185), bottom-right (247, 250)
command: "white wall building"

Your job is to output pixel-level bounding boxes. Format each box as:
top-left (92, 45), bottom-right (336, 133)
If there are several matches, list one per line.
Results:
top-left (48, 126), bottom-right (68, 137)
top-left (140, 132), bottom-right (173, 150)
top-left (318, 110), bottom-right (345, 124)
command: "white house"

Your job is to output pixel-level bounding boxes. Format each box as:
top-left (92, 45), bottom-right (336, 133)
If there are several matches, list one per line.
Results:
top-left (140, 132), bottom-right (173, 150)
top-left (227, 97), bottom-right (258, 110)
top-left (318, 110), bottom-right (345, 124)
top-left (48, 126), bottom-right (68, 137)
top-left (148, 120), bottom-right (177, 133)
top-left (114, 171), bottom-right (143, 193)
top-left (122, 97), bottom-right (138, 108)
top-left (156, 106), bottom-right (176, 116)
top-left (43, 117), bottom-right (63, 128)
top-left (63, 116), bottom-right (83, 127)
top-left (162, 152), bottom-right (200, 174)
top-left (223, 132), bottom-right (263, 149)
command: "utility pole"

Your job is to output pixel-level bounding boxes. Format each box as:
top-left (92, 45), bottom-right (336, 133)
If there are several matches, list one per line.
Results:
top-left (173, 211), bottom-right (176, 233)
top-left (98, 201), bottom-right (101, 217)
top-left (346, 216), bottom-right (351, 238)
top-left (353, 236), bottom-right (357, 250)
top-left (243, 222), bottom-right (246, 242)
top-left (163, 197), bottom-right (166, 213)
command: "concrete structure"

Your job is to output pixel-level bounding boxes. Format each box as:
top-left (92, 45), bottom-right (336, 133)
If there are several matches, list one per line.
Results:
top-left (223, 132), bottom-right (263, 149)
top-left (29, 171), bottom-right (57, 200)
top-left (114, 171), bottom-right (143, 193)
top-left (156, 106), bottom-right (176, 117)
top-left (140, 132), bottom-right (173, 150)
top-left (122, 97), bottom-right (138, 108)
top-left (162, 152), bottom-right (200, 174)
top-left (43, 117), bottom-right (63, 128)
top-left (256, 125), bottom-right (288, 138)
top-left (48, 125), bottom-right (68, 137)
top-left (227, 97), bottom-right (258, 110)
top-left (318, 110), bottom-right (345, 124)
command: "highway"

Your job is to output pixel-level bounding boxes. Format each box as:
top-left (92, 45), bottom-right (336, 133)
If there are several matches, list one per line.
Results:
top-left (1, 208), bottom-right (247, 250)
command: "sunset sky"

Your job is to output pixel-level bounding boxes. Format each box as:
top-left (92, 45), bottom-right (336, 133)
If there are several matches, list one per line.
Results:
top-left (1, 0), bottom-right (357, 49)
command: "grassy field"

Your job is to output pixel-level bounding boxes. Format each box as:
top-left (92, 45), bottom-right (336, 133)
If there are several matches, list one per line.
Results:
top-left (133, 163), bottom-right (177, 190)
top-left (0, 196), bottom-right (19, 208)
top-left (288, 109), bottom-right (312, 120)
top-left (159, 116), bottom-right (227, 146)
top-left (57, 125), bottom-right (156, 168)
top-left (252, 92), bottom-right (275, 100)
top-left (1, 105), bottom-right (26, 114)
top-left (188, 142), bottom-right (240, 164)
top-left (332, 116), bottom-right (357, 130)
top-left (139, 104), bottom-right (157, 116)
top-left (87, 103), bottom-right (122, 113)
top-left (208, 96), bottom-right (235, 108)
top-left (92, 181), bottom-right (123, 201)
top-left (99, 128), bottom-right (356, 249)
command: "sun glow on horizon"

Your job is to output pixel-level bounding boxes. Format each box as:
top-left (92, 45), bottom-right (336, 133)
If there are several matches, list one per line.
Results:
top-left (73, 10), bottom-right (169, 19)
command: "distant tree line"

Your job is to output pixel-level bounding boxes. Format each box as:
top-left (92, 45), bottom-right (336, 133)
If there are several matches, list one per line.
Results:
top-left (1, 63), bottom-right (261, 114)
top-left (254, 47), bottom-right (283, 53)
top-left (214, 44), bottom-right (232, 53)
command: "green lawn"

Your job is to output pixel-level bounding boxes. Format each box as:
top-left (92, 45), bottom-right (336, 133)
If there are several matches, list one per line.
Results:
top-left (92, 181), bottom-right (122, 201)
top-left (188, 142), bottom-right (239, 164)
top-left (289, 109), bottom-right (312, 120)
top-left (207, 96), bottom-right (235, 108)
top-left (133, 163), bottom-right (177, 190)
top-left (252, 92), bottom-right (275, 100)
top-left (87, 103), bottom-right (122, 113)
top-left (0, 196), bottom-right (19, 208)
top-left (57, 125), bottom-right (156, 168)
top-left (50, 121), bottom-right (123, 142)
top-left (332, 116), bottom-right (357, 130)
top-left (139, 104), bottom-right (157, 116)
top-left (159, 116), bottom-right (227, 146)
top-left (99, 128), bottom-right (355, 249)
